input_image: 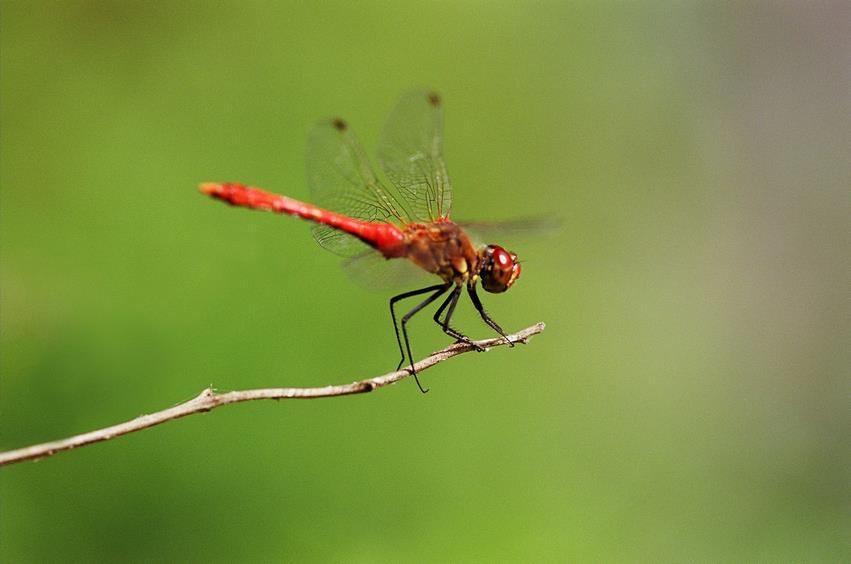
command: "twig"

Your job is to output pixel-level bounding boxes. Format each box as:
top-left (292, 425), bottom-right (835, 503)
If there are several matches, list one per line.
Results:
top-left (0, 322), bottom-right (545, 467)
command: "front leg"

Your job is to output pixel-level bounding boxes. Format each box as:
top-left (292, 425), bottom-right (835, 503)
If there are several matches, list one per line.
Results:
top-left (467, 280), bottom-right (514, 347)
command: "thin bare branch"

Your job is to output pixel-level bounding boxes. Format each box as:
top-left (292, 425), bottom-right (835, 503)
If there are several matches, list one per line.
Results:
top-left (0, 322), bottom-right (545, 467)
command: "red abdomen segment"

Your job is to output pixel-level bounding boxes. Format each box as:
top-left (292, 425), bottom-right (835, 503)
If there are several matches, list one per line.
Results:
top-left (200, 183), bottom-right (407, 258)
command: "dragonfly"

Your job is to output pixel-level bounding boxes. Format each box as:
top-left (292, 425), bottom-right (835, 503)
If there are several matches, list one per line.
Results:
top-left (201, 90), bottom-right (521, 393)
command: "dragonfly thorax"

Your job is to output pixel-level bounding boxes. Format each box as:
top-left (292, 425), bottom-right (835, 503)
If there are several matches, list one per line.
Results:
top-left (402, 221), bottom-right (479, 284)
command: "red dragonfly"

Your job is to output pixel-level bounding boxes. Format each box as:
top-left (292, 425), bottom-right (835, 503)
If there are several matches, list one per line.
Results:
top-left (201, 90), bottom-right (521, 392)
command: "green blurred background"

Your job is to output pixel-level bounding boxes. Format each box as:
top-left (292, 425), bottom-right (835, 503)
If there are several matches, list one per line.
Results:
top-left (2, 2), bottom-right (848, 561)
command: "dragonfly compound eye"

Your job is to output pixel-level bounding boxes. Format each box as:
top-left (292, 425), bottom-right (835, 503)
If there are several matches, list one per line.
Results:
top-left (481, 245), bottom-right (521, 293)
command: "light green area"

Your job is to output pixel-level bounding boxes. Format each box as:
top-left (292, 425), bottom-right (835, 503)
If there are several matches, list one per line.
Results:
top-left (2, 2), bottom-right (848, 561)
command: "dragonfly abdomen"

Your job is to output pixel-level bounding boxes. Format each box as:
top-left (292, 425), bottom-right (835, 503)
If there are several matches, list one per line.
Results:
top-left (200, 182), bottom-right (407, 257)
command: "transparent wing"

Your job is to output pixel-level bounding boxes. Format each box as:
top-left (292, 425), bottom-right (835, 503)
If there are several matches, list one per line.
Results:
top-left (457, 216), bottom-right (563, 248)
top-left (377, 89), bottom-right (452, 222)
top-left (306, 119), bottom-right (407, 257)
top-left (342, 251), bottom-right (434, 291)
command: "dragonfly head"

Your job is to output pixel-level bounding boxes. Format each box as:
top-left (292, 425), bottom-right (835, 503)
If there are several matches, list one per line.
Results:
top-left (479, 245), bottom-right (521, 293)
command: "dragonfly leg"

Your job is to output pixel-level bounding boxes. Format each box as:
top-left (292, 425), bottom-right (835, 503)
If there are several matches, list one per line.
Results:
top-left (433, 285), bottom-right (486, 351)
top-left (390, 283), bottom-right (450, 393)
top-left (390, 284), bottom-right (447, 367)
top-left (467, 281), bottom-right (515, 347)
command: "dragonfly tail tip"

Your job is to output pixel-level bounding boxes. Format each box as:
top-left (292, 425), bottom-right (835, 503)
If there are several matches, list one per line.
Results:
top-left (199, 182), bottom-right (222, 196)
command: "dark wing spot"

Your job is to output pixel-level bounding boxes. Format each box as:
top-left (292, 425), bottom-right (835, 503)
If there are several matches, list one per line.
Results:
top-left (427, 92), bottom-right (441, 107)
top-left (332, 118), bottom-right (347, 131)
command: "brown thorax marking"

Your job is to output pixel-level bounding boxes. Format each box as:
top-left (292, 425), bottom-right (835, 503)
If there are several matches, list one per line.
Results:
top-left (403, 222), bottom-right (479, 284)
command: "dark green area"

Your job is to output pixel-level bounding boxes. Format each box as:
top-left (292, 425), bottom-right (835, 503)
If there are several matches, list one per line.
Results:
top-left (2, 2), bottom-right (848, 561)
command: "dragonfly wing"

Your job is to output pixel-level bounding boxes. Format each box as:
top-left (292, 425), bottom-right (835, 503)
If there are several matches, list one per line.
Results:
top-left (377, 89), bottom-right (452, 222)
top-left (307, 119), bottom-right (407, 257)
top-left (457, 216), bottom-right (563, 248)
top-left (342, 251), bottom-right (434, 291)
